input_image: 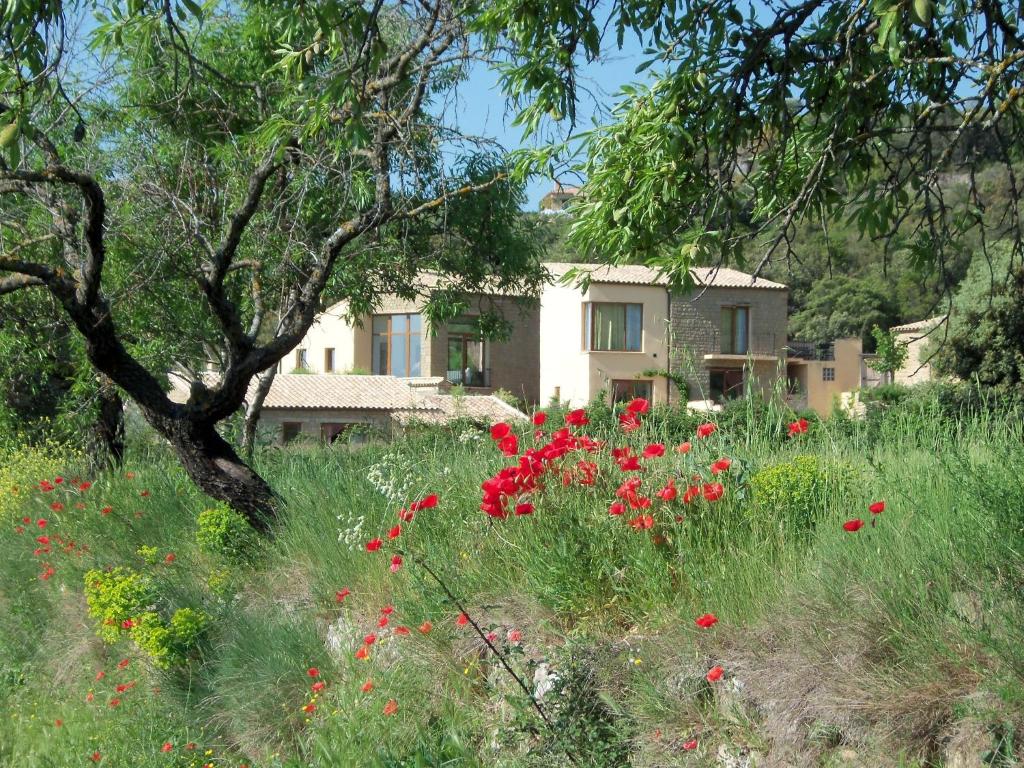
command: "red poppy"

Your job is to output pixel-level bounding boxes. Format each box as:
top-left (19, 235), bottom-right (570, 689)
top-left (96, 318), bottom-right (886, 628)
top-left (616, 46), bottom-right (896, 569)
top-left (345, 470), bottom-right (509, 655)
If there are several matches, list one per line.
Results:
top-left (140, 490), bottom-right (150, 497)
top-left (163, 553), bottom-right (176, 564)
top-left (701, 483), bottom-right (724, 501)
top-left (696, 422), bottom-right (717, 439)
top-left (507, 629), bottom-right (523, 644)
top-left (307, 667), bottom-right (320, 678)
top-left (303, 703), bottom-right (316, 713)
top-left (54, 719), bottom-right (62, 727)
top-left (78, 481), bottom-right (92, 491)
top-left (365, 538), bottom-right (383, 552)
top-left (355, 646), bottom-right (369, 660)
top-left (383, 699), bottom-right (398, 716)
top-left (37, 518), bottom-right (47, 528)
top-left (117, 658), bottom-right (130, 670)
top-left (532, 412), bottom-right (547, 426)
top-left (843, 518), bottom-right (864, 532)
top-left (498, 434), bottom-right (519, 456)
top-left (410, 494), bottom-right (438, 511)
top-left (86, 692), bottom-right (94, 702)
top-left (419, 621), bottom-right (433, 634)
top-left (456, 612), bottom-right (469, 627)
top-left (394, 625), bottom-right (410, 636)
top-left (710, 458), bottom-right (731, 475)
top-left (695, 613), bottom-right (718, 629)
top-left (162, 743), bottom-right (173, 753)
top-left (626, 397), bottom-right (650, 415)
top-left (683, 739), bottom-right (698, 751)
top-left (335, 587), bottom-right (351, 603)
top-left (869, 501), bottom-right (885, 514)
top-left (486, 630), bottom-right (498, 642)
top-left (618, 455), bottom-right (643, 472)
top-left (50, 502), bottom-right (64, 512)
top-left (390, 554), bottom-right (403, 572)
top-left (490, 422), bottom-right (511, 440)
top-left (121, 619), bottom-right (134, 630)
top-left (608, 501), bottom-right (626, 516)
top-left (101, 506), bottom-right (112, 515)
top-left (54, 476), bottom-right (64, 484)
top-left (642, 443), bottom-right (666, 459)
top-left (514, 502), bottom-right (535, 516)
top-left (381, 605), bottom-right (395, 615)
top-left (675, 441), bottom-right (692, 454)
top-left (364, 633), bottom-right (377, 645)
top-left (312, 681), bottom-right (326, 692)
top-left (388, 525), bottom-right (401, 540)
top-left (90, 752), bottom-right (102, 763)
top-left (398, 508), bottom-right (414, 522)
top-left (787, 418), bottom-right (809, 437)
top-left (378, 616), bottom-right (389, 628)
top-left (109, 697), bottom-right (121, 708)
top-left (628, 514), bottom-right (655, 530)
top-left (706, 665), bottom-right (724, 682)
top-left (618, 411), bottom-right (642, 432)
top-left (96, 670), bottom-right (105, 681)
top-left (565, 408), bottom-right (589, 426)
top-left (656, 480), bottom-right (677, 501)
top-left (125, 472), bottom-right (136, 480)
top-left (361, 680), bottom-right (374, 693)
top-left (185, 743), bottom-right (196, 751)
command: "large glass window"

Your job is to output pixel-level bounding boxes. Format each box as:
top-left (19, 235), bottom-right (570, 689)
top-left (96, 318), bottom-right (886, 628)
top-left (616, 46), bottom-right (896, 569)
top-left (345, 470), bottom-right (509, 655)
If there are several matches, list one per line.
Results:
top-left (709, 369), bottom-right (744, 402)
top-left (611, 379), bottom-right (652, 404)
top-left (583, 303), bottom-right (642, 351)
top-left (446, 316), bottom-right (487, 386)
top-left (720, 306), bottom-right (750, 354)
top-left (371, 314), bottom-right (422, 376)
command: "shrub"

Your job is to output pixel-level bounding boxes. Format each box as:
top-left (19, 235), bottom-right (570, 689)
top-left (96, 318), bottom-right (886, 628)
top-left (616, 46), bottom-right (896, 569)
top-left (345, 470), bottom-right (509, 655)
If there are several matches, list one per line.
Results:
top-left (196, 504), bottom-right (256, 561)
top-left (83, 567), bottom-right (155, 643)
top-left (130, 608), bottom-right (209, 668)
top-left (751, 454), bottom-right (838, 532)
top-left (0, 442), bottom-right (75, 521)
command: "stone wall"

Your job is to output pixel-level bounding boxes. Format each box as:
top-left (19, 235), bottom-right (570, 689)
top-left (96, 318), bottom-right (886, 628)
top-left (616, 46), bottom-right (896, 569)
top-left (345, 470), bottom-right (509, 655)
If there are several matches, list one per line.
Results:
top-left (668, 286), bottom-right (789, 401)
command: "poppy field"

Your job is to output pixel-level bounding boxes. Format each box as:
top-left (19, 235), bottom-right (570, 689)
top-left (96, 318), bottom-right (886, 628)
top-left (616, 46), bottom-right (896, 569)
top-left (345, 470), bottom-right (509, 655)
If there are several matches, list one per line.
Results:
top-left (2, 399), bottom-right (1023, 767)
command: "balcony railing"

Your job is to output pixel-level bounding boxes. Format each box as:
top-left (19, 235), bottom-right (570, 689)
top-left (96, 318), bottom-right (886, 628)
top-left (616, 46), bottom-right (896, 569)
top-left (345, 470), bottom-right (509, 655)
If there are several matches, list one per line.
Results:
top-left (785, 340), bottom-right (835, 361)
top-left (446, 368), bottom-right (491, 388)
top-left (704, 330), bottom-right (780, 357)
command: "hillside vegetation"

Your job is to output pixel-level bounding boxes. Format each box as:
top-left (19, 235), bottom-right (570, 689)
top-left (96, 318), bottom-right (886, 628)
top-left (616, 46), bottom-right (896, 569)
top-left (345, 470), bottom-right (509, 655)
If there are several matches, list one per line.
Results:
top-left (2, 397), bottom-right (1023, 766)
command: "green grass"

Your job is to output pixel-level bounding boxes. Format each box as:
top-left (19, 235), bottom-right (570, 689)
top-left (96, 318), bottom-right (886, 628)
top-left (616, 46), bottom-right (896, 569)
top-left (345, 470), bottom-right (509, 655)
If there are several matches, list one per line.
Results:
top-left (1, 400), bottom-right (1023, 766)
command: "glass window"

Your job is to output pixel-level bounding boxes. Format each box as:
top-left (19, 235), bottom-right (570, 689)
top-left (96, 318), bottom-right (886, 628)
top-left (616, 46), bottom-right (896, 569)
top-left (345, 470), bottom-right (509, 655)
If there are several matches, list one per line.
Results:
top-left (320, 423), bottom-right (349, 444)
top-left (446, 315), bottom-right (486, 386)
top-left (720, 307), bottom-right (750, 354)
top-left (370, 314), bottom-right (421, 376)
top-left (324, 348), bottom-right (335, 373)
top-left (709, 369), bottom-right (744, 403)
top-left (295, 349), bottom-right (308, 370)
top-left (583, 303), bottom-right (642, 351)
top-left (823, 367), bottom-right (836, 381)
top-left (282, 422), bottom-right (302, 444)
top-left (611, 379), bottom-right (652, 404)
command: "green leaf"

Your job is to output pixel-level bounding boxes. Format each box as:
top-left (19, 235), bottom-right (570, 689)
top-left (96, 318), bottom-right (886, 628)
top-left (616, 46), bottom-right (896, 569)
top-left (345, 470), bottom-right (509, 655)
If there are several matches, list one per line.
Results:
top-left (0, 122), bottom-right (18, 148)
top-left (910, 0), bottom-right (933, 27)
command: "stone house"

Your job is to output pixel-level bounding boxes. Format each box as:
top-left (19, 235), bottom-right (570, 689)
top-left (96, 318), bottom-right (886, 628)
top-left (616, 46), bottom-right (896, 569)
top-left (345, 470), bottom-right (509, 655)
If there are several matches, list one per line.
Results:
top-left (540, 263), bottom-right (789, 407)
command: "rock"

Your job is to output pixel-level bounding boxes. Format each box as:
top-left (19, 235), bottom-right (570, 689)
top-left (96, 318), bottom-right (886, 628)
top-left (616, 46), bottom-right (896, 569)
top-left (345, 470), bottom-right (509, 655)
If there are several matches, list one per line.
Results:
top-left (942, 719), bottom-right (990, 768)
top-left (949, 591), bottom-right (983, 625)
top-left (533, 662), bottom-right (558, 700)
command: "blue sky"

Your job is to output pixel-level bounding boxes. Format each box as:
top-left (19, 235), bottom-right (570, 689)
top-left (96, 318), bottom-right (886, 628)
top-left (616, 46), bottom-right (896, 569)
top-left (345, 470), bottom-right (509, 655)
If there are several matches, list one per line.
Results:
top-left (451, 38), bottom-right (652, 210)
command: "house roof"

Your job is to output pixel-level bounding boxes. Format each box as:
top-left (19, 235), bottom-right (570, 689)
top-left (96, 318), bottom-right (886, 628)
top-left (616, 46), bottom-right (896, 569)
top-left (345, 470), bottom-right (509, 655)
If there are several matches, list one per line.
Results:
top-left (545, 262), bottom-right (787, 290)
top-left (168, 372), bottom-right (529, 423)
top-left (258, 374), bottom-right (430, 410)
top-left (393, 394), bottom-right (529, 426)
top-left (890, 316), bottom-right (946, 334)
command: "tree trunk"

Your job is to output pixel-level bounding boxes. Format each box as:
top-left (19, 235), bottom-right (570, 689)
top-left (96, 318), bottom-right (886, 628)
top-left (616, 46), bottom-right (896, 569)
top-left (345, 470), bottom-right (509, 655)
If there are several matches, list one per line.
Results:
top-left (240, 366), bottom-right (277, 461)
top-left (152, 412), bottom-right (277, 534)
top-left (92, 376), bottom-right (125, 469)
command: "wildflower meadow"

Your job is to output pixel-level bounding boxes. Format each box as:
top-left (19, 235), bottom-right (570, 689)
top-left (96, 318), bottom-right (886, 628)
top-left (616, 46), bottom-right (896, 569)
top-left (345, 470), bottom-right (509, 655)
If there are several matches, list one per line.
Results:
top-left (2, 395), bottom-right (1023, 767)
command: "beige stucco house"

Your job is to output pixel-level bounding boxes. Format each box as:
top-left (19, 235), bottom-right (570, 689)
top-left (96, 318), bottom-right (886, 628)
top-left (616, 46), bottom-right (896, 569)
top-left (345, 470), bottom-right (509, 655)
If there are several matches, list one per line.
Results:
top-left (540, 263), bottom-right (789, 408)
top-left (292, 274), bottom-right (540, 404)
top-left (891, 316), bottom-right (946, 385)
top-left (785, 337), bottom-right (871, 415)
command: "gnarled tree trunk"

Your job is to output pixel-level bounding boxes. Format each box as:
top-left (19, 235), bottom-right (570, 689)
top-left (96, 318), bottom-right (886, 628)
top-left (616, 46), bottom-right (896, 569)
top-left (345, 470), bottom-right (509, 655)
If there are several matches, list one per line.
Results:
top-left (151, 411), bottom-right (277, 534)
top-left (92, 375), bottom-right (125, 469)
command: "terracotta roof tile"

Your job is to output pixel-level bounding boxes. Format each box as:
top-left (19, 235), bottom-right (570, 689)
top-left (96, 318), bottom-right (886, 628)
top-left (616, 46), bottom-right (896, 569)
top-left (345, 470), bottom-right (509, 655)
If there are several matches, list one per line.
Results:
top-left (545, 262), bottom-right (787, 289)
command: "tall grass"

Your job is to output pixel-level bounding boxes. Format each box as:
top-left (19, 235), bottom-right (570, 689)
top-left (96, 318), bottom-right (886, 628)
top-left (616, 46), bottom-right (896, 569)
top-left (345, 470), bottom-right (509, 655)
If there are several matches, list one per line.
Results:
top-left (1, 401), bottom-right (1022, 766)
